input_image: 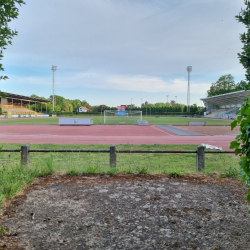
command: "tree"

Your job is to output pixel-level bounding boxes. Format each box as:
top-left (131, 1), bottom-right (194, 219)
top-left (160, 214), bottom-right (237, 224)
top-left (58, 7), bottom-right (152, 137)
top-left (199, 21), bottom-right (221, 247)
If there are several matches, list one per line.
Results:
top-left (170, 100), bottom-right (176, 107)
top-left (62, 99), bottom-right (70, 112)
top-left (155, 102), bottom-right (166, 108)
top-left (230, 1), bottom-right (250, 214)
top-left (56, 104), bottom-right (61, 112)
top-left (30, 94), bottom-right (40, 99)
top-left (97, 105), bottom-right (107, 112)
top-left (236, 1), bottom-right (250, 88)
top-left (0, 1), bottom-right (25, 80)
top-left (71, 99), bottom-right (82, 111)
top-left (91, 105), bottom-right (99, 112)
top-left (207, 74), bottom-right (236, 97)
top-left (235, 80), bottom-right (250, 91)
top-left (81, 100), bottom-right (91, 109)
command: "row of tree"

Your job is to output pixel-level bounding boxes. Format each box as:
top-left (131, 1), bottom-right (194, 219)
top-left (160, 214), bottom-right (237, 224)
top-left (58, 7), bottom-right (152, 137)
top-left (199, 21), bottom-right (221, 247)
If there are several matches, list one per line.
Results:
top-left (28, 94), bottom-right (91, 113)
top-left (28, 94), bottom-right (204, 114)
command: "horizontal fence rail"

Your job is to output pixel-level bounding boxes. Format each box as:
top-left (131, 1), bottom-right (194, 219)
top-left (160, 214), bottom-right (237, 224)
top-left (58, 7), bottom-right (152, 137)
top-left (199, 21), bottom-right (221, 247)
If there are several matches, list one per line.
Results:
top-left (116, 150), bottom-right (234, 154)
top-left (0, 144), bottom-right (235, 172)
top-left (31, 149), bottom-right (109, 153)
top-left (0, 149), bottom-right (22, 152)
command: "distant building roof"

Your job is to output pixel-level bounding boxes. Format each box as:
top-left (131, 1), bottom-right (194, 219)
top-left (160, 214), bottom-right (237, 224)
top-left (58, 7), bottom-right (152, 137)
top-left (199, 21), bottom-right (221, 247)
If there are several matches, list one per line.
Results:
top-left (81, 106), bottom-right (89, 110)
top-left (200, 90), bottom-right (250, 106)
top-left (0, 91), bottom-right (50, 103)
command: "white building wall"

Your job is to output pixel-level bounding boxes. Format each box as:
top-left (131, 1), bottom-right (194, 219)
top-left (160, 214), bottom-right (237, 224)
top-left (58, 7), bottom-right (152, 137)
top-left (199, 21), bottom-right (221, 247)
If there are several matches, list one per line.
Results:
top-left (78, 107), bottom-right (87, 112)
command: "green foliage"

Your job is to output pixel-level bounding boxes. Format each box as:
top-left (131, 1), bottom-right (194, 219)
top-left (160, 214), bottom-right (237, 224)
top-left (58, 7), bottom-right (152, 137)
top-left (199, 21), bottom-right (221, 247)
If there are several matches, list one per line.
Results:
top-left (207, 74), bottom-right (250, 97)
top-left (0, 164), bottom-right (35, 200)
top-left (136, 166), bottom-right (148, 174)
top-left (27, 94), bottom-right (204, 115)
top-left (84, 165), bottom-right (99, 174)
top-left (206, 74), bottom-right (249, 97)
top-left (219, 166), bottom-right (240, 179)
top-left (0, 116), bottom-right (233, 126)
top-left (0, 0), bottom-right (25, 80)
top-left (107, 168), bottom-right (119, 175)
top-left (66, 167), bottom-right (79, 176)
top-left (167, 167), bottom-right (184, 178)
top-left (29, 95), bottom-right (92, 113)
top-left (236, 1), bottom-right (250, 87)
top-left (230, 97), bottom-right (250, 204)
top-left (42, 156), bottom-right (55, 176)
top-left (231, 1), bottom-right (250, 212)
top-left (0, 143), bottom-right (240, 207)
top-left (0, 225), bottom-right (7, 234)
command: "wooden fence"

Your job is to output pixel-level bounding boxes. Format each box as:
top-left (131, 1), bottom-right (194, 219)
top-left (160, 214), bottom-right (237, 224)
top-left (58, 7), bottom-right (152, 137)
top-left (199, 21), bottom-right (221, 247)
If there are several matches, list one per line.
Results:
top-left (0, 144), bottom-right (235, 172)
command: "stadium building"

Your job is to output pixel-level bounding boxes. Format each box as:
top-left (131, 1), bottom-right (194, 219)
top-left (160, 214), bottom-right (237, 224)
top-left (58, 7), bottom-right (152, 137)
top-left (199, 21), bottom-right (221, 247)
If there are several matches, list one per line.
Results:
top-left (200, 90), bottom-right (250, 119)
top-left (0, 92), bottom-right (50, 118)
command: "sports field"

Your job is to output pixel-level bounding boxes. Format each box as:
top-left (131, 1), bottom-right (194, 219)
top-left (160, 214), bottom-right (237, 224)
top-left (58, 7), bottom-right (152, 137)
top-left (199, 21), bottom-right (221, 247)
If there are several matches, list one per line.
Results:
top-left (0, 116), bottom-right (233, 125)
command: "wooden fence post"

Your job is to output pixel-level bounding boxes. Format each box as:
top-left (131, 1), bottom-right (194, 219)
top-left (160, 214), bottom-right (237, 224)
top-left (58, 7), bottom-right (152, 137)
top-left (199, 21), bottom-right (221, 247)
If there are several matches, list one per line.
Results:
top-left (21, 144), bottom-right (30, 167)
top-left (196, 145), bottom-right (205, 172)
top-left (110, 145), bottom-right (116, 168)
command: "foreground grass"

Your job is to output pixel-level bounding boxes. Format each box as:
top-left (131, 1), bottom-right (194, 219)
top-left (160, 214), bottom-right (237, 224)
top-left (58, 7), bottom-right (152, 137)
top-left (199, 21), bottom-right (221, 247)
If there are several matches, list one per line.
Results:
top-left (0, 116), bottom-right (232, 125)
top-left (0, 143), bottom-right (240, 206)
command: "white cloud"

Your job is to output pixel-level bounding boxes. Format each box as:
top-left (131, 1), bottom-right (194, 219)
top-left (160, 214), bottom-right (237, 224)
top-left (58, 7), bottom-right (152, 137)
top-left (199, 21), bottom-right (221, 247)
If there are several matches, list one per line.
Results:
top-left (106, 75), bottom-right (210, 94)
top-left (5, 72), bottom-right (210, 96)
top-left (1, 0), bottom-right (245, 107)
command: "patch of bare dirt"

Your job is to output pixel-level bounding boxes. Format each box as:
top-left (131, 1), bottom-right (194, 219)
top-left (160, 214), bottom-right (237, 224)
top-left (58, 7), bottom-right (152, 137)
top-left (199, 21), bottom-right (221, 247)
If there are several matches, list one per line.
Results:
top-left (0, 174), bottom-right (249, 250)
top-left (177, 125), bottom-right (240, 135)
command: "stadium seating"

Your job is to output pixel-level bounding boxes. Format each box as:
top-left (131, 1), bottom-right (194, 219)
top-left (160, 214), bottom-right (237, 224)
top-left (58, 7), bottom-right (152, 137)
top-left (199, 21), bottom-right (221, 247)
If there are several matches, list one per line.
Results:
top-left (2, 107), bottom-right (36, 114)
top-left (207, 107), bottom-right (240, 119)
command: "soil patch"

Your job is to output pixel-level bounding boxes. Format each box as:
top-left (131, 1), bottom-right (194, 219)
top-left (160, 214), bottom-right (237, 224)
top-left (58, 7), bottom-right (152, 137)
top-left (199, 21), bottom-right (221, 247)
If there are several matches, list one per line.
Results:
top-left (177, 126), bottom-right (240, 136)
top-left (0, 174), bottom-right (249, 250)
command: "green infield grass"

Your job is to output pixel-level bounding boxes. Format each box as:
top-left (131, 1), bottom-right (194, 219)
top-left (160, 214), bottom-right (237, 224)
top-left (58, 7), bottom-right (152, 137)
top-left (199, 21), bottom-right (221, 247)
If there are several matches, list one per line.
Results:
top-left (0, 116), bottom-right (232, 125)
top-left (0, 143), bottom-right (239, 206)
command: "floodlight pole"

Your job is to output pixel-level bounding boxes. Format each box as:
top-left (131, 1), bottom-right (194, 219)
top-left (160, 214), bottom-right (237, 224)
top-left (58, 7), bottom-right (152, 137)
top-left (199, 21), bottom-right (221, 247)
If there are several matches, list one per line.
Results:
top-left (187, 66), bottom-right (192, 112)
top-left (175, 96), bottom-right (177, 104)
top-left (166, 95), bottom-right (169, 113)
top-left (52, 65), bottom-right (57, 111)
top-left (141, 98), bottom-right (143, 108)
top-left (131, 98), bottom-right (133, 111)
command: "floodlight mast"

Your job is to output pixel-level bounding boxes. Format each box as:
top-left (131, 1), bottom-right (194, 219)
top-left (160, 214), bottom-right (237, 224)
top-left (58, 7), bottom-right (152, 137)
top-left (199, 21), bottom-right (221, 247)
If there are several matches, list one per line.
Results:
top-left (187, 66), bottom-right (192, 112)
top-left (52, 65), bottom-right (57, 111)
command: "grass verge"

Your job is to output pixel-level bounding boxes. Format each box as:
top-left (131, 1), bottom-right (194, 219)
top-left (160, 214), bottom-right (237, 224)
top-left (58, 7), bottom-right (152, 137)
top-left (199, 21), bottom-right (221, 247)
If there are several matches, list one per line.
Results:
top-left (0, 116), bottom-right (232, 125)
top-left (0, 143), bottom-right (240, 207)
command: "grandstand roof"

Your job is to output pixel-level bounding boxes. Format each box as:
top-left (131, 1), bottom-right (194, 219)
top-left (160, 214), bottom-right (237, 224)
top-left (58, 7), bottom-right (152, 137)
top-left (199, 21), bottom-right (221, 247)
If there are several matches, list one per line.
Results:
top-left (200, 90), bottom-right (250, 106)
top-left (1, 92), bottom-right (50, 103)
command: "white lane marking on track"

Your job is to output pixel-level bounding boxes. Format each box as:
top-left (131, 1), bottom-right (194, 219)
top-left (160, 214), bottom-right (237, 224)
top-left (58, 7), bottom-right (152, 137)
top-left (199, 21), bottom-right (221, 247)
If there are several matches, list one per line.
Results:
top-left (151, 126), bottom-right (174, 136)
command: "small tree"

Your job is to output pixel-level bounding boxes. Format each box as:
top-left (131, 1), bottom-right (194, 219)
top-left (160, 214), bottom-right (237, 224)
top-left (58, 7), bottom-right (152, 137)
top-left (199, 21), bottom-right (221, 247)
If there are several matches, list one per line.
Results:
top-left (231, 1), bottom-right (250, 213)
top-left (207, 74), bottom-right (236, 97)
top-left (0, 1), bottom-right (25, 80)
top-left (236, 1), bottom-right (250, 88)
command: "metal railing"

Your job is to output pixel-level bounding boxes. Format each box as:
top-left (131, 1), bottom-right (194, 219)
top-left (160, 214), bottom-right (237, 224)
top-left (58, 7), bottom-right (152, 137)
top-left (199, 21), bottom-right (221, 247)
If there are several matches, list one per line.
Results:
top-left (0, 144), bottom-right (235, 172)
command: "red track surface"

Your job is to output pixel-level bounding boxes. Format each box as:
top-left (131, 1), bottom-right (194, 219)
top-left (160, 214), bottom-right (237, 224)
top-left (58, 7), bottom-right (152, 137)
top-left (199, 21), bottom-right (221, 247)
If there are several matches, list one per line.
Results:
top-left (0, 125), bottom-right (235, 150)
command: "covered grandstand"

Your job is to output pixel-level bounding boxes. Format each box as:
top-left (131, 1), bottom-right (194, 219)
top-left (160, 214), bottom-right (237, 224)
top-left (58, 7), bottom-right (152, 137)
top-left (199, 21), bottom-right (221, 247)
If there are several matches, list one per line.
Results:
top-left (200, 90), bottom-right (250, 119)
top-left (0, 92), bottom-right (51, 118)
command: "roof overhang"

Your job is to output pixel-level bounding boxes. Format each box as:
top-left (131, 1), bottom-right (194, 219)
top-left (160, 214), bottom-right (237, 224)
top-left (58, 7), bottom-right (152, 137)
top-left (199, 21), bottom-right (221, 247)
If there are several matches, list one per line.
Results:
top-left (0, 92), bottom-right (51, 103)
top-left (200, 90), bottom-right (250, 106)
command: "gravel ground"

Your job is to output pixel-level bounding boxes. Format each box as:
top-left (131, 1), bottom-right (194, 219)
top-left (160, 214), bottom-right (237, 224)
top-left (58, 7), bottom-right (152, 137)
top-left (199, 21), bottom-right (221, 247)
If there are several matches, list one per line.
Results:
top-left (0, 174), bottom-right (250, 250)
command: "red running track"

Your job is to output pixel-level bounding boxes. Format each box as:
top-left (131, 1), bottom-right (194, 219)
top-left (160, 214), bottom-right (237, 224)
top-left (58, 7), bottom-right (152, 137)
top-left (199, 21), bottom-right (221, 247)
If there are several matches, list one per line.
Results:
top-left (0, 125), bottom-right (235, 150)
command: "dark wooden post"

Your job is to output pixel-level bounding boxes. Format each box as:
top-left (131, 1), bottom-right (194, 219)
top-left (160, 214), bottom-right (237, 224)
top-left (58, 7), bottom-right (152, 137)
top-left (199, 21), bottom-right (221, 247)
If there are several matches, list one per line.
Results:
top-left (21, 144), bottom-right (30, 167)
top-left (196, 145), bottom-right (205, 172)
top-left (110, 145), bottom-right (116, 168)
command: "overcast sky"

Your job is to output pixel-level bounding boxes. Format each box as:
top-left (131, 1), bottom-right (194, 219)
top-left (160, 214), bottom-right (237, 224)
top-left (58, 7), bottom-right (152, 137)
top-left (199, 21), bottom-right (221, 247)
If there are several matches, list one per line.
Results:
top-left (0, 0), bottom-right (247, 107)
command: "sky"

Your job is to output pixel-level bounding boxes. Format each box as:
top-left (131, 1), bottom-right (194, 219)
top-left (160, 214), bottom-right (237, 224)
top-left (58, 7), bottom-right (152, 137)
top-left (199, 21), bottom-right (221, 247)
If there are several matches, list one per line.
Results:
top-left (0, 0), bottom-right (247, 107)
